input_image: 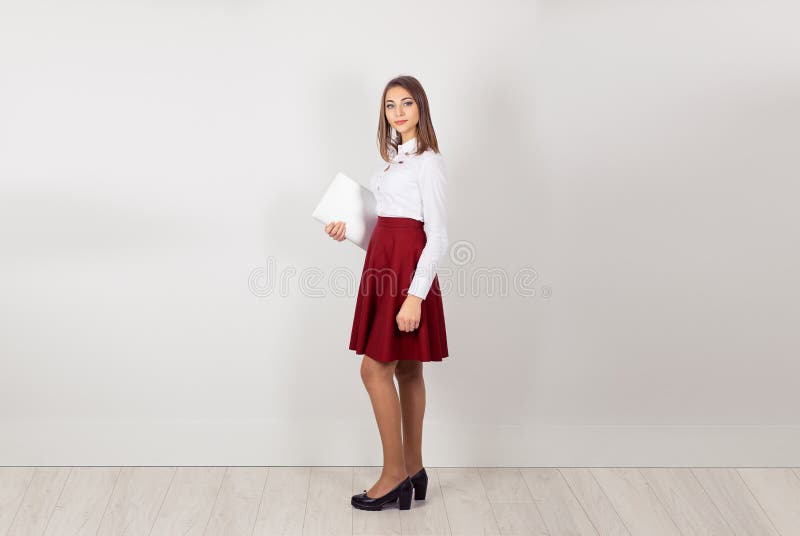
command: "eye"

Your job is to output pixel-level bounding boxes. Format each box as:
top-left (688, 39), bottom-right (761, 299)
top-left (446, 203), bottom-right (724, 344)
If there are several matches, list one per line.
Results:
top-left (386, 103), bottom-right (393, 109)
top-left (404, 101), bottom-right (413, 106)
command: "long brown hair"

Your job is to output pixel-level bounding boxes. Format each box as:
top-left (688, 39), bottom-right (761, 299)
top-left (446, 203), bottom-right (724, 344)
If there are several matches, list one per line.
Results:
top-left (377, 75), bottom-right (440, 164)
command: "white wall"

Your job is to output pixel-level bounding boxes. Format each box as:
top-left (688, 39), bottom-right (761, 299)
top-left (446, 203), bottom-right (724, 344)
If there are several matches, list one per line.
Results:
top-left (1, 0), bottom-right (798, 466)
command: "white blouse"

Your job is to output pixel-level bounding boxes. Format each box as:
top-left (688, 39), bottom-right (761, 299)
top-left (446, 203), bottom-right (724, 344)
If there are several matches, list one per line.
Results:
top-left (368, 136), bottom-right (449, 301)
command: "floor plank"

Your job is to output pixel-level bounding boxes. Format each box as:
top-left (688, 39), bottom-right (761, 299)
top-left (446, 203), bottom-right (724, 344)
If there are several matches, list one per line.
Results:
top-left (252, 466), bottom-right (310, 536)
top-left (149, 466), bottom-right (226, 536)
top-left (43, 466), bottom-right (119, 535)
top-left (438, 467), bottom-right (501, 535)
top-left (641, 468), bottom-right (733, 536)
top-left (737, 468), bottom-right (800, 536)
top-left (0, 467), bottom-right (35, 534)
top-left (96, 467), bottom-right (175, 536)
top-left (205, 467), bottom-right (268, 535)
top-left (591, 469), bottom-right (681, 536)
top-left (6, 467), bottom-right (71, 536)
top-left (521, 468), bottom-right (596, 535)
top-left (559, 468), bottom-right (630, 536)
top-left (481, 468), bottom-right (549, 535)
top-left (301, 466), bottom-right (352, 536)
top-left (691, 468), bottom-right (780, 536)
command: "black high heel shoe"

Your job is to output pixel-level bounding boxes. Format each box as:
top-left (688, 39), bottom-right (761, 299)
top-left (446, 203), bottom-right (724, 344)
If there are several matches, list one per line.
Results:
top-left (409, 467), bottom-right (428, 500)
top-left (352, 476), bottom-right (414, 511)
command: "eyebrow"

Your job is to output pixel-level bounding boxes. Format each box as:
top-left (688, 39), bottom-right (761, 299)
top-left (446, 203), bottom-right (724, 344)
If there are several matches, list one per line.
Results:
top-left (385, 97), bottom-right (414, 103)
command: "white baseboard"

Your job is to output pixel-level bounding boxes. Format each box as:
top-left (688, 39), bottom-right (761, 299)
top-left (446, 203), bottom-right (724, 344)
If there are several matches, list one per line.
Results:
top-left (3, 419), bottom-right (799, 466)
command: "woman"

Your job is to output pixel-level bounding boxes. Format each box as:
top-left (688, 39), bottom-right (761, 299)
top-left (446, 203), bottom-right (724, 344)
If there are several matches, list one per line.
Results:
top-left (324, 75), bottom-right (449, 511)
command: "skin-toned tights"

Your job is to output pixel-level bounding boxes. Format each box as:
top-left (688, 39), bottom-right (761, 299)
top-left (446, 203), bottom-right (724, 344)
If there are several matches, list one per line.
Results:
top-left (360, 355), bottom-right (425, 498)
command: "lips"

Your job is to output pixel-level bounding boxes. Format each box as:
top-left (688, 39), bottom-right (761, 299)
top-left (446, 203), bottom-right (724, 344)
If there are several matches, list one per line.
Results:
top-left (395, 120), bottom-right (407, 125)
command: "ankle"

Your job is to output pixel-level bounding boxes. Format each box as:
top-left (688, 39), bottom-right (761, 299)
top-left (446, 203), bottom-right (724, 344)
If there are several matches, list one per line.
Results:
top-left (381, 468), bottom-right (409, 481)
top-left (405, 463), bottom-right (423, 475)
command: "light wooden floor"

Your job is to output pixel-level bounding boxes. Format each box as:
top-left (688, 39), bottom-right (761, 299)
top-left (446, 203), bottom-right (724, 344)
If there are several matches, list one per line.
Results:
top-left (1, 467), bottom-right (798, 535)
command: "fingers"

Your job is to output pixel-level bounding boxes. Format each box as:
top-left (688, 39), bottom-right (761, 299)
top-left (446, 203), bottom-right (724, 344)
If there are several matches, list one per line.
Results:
top-left (325, 221), bottom-right (346, 241)
top-left (396, 316), bottom-right (420, 332)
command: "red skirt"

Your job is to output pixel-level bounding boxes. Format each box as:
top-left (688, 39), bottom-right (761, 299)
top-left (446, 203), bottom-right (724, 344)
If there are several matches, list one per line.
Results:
top-left (349, 216), bottom-right (449, 363)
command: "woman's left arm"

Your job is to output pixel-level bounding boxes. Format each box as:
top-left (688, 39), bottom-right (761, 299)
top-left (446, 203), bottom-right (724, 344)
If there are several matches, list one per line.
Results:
top-left (407, 154), bottom-right (449, 301)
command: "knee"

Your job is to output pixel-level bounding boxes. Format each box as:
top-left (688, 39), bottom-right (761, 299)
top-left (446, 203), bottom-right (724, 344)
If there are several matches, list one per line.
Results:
top-left (395, 362), bottom-right (423, 383)
top-left (361, 356), bottom-right (393, 388)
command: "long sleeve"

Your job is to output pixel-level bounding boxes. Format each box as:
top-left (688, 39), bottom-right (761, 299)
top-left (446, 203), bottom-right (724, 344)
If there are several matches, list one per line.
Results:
top-left (408, 154), bottom-right (449, 300)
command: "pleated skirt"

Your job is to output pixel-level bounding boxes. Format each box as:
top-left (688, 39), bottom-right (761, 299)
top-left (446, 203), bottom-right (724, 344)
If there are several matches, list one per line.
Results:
top-left (349, 216), bottom-right (449, 363)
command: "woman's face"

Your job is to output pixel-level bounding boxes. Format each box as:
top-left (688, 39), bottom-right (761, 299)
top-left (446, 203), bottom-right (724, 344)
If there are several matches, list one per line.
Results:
top-left (385, 86), bottom-right (419, 140)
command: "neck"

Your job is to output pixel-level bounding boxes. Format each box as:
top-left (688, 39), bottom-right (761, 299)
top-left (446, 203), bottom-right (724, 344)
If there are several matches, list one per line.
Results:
top-left (401, 128), bottom-right (418, 144)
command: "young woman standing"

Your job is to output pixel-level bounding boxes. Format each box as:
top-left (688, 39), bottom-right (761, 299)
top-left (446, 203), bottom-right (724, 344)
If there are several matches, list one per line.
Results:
top-left (324, 75), bottom-right (449, 511)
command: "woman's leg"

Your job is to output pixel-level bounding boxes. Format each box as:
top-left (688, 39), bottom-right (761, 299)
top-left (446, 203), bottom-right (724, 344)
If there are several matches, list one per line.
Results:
top-left (394, 360), bottom-right (425, 476)
top-left (360, 355), bottom-right (408, 497)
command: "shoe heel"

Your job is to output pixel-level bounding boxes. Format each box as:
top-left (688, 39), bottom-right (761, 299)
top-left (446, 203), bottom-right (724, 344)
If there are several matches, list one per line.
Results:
top-left (410, 468), bottom-right (428, 500)
top-left (398, 478), bottom-right (413, 510)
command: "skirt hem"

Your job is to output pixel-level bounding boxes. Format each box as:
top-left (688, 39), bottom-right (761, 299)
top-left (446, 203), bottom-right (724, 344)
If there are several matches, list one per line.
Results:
top-left (348, 346), bottom-right (448, 363)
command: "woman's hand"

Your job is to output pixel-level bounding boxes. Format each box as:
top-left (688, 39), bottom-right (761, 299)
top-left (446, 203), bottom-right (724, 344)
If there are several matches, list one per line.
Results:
top-left (325, 220), bottom-right (346, 241)
top-left (397, 295), bottom-right (423, 332)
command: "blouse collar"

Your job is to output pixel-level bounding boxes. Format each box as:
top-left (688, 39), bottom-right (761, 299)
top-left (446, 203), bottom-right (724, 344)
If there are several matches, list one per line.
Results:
top-left (392, 136), bottom-right (418, 161)
top-left (399, 136), bottom-right (417, 153)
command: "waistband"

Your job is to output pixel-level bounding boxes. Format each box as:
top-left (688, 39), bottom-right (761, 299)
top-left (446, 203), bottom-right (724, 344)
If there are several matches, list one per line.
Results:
top-left (376, 215), bottom-right (424, 228)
